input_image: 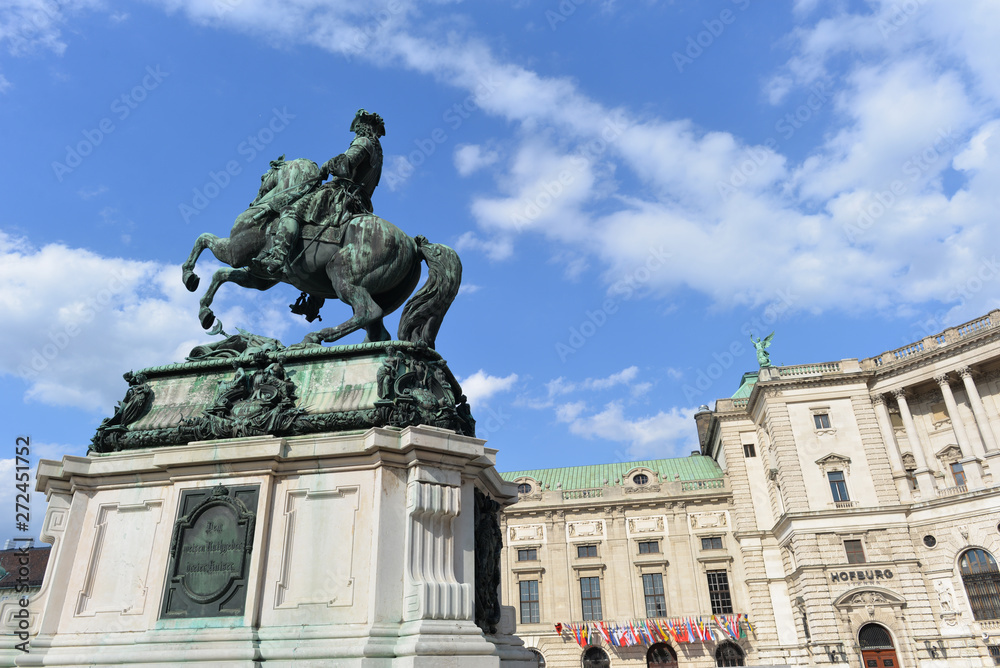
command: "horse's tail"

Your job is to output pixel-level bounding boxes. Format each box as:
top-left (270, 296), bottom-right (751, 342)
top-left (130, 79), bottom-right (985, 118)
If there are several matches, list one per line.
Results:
top-left (398, 235), bottom-right (462, 349)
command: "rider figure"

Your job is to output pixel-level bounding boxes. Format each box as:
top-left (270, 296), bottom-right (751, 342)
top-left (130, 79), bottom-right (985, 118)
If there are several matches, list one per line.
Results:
top-left (257, 109), bottom-right (386, 277)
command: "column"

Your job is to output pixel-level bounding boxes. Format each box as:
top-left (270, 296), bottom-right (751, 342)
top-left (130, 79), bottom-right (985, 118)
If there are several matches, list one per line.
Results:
top-left (872, 394), bottom-right (910, 501)
top-left (934, 374), bottom-right (973, 458)
top-left (935, 374), bottom-right (984, 489)
top-left (958, 366), bottom-right (998, 454)
top-left (893, 389), bottom-right (936, 492)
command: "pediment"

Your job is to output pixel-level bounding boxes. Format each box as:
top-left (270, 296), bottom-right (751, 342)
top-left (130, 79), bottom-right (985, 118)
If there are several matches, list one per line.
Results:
top-left (834, 587), bottom-right (905, 609)
top-left (815, 453), bottom-right (852, 467)
top-left (935, 444), bottom-right (962, 461)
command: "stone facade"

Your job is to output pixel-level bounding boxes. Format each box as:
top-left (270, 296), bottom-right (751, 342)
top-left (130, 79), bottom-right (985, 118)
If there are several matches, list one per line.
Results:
top-left (501, 310), bottom-right (1000, 667)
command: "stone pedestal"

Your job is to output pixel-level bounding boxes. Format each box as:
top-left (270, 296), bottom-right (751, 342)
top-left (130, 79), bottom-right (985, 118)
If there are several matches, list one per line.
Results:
top-left (26, 426), bottom-right (533, 667)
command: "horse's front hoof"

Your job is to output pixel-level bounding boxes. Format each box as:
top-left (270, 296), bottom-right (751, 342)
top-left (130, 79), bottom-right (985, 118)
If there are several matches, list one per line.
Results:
top-left (199, 307), bottom-right (216, 330)
top-left (183, 271), bottom-right (200, 292)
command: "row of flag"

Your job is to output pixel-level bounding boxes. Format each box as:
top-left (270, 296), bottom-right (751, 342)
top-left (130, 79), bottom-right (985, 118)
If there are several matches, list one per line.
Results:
top-left (554, 615), bottom-right (755, 648)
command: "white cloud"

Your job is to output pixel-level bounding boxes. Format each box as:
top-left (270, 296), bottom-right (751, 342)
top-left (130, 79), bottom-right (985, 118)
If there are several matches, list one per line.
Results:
top-left (40, 0), bottom-right (1000, 321)
top-left (0, 72), bottom-right (10, 93)
top-left (546, 366), bottom-right (641, 397)
top-left (0, 0), bottom-right (101, 57)
top-left (454, 143), bottom-right (499, 176)
top-left (458, 369), bottom-right (518, 407)
top-left (0, 232), bottom-right (298, 413)
top-left (557, 402), bottom-right (700, 459)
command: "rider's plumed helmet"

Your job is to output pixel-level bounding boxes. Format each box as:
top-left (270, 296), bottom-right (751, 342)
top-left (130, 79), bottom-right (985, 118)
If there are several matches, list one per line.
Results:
top-left (351, 109), bottom-right (386, 137)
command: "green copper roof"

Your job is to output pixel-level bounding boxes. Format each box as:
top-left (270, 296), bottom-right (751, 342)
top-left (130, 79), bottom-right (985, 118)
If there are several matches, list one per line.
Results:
top-left (732, 371), bottom-right (758, 399)
top-left (500, 456), bottom-right (723, 491)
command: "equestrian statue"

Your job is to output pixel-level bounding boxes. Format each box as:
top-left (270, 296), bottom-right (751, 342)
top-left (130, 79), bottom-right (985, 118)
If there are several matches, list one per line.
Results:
top-left (181, 110), bottom-right (461, 349)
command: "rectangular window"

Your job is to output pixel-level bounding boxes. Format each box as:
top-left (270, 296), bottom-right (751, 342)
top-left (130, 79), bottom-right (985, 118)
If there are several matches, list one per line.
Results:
top-left (517, 548), bottom-right (537, 561)
top-left (638, 541), bottom-right (659, 554)
top-left (951, 461), bottom-right (967, 487)
top-left (580, 577), bottom-right (602, 621)
top-left (642, 573), bottom-right (667, 618)
top-left (828, 471), bottom-right (850, 502)
top-left (906, 470), bottom-right (919, 490)
top-left (701, 536), bottom-right (723, 550)
top-left (987, 645), bottom-right (999, 666)
top-left (844, 539), bottom-right (866, 564)
top-left (577, 544), bottom-right (598, 558)
top-left (814, 413), bottom-right (831, 429)
top-left (743, 442), bottom-right (756, 457)
top-left (519, 580), bottom-right (539, 624)
top-left (706, 570), bottom-right (734, 614)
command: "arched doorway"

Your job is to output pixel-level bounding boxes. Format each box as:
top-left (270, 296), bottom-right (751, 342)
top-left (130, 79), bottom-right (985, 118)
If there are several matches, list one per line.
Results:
top-left (647, 643), bottom-right (678, 667)
top-left (859, 623), bottom-right (899, 667)
top-left (715, 642), bottom-right (745, 666)
top-left (582, 647), bottom-right (611, 668)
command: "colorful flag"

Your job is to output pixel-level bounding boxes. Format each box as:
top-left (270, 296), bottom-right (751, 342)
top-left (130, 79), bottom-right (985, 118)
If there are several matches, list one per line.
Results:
top-left (686, 617), bottom-right (697, 643)
top-left (597, 622), bottom-right (612, 645)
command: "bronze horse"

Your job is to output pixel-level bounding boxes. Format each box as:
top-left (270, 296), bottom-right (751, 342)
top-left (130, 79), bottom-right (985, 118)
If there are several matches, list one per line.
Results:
top-left (181, 158), bottom-right (461, 348)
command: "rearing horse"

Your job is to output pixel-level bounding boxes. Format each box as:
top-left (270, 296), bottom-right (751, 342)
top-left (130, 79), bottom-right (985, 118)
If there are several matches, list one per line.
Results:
top-left (181, 158), bottom-right (462, 348)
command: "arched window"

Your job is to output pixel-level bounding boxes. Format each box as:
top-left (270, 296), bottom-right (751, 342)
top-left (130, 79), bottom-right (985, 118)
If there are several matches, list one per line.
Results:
top-left (959, 548), bottom-right (1000, 620)
top-left (858, 623), bottom-right (893, 649)
top-left (715, 642), bottom-right (745, 667)
top-left (518, 483), bottom-right (533, 494)
top-left (647, 643), bottom-right (678, 667)
top-left (858, 623), bottom-right (899, 667)
top-left (582, 647), bottom-right (610, 668)
top-left (529, 648), bottom-right (546, 667)
top-left (633, 473), bottom-right (649, 485)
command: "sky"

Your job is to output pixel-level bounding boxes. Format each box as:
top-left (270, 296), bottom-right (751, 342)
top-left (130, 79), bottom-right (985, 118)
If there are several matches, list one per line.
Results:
top-left (3, 0), bottom-right (1000, 536)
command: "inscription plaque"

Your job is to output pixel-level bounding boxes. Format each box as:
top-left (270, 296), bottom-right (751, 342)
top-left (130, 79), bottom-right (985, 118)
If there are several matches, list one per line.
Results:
top-left (160, 484), bottom-right (259, 618)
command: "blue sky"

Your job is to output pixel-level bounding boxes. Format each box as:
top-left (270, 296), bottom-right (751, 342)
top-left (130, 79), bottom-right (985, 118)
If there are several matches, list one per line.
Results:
top-left (3, 0), bottom-right (1000, 534)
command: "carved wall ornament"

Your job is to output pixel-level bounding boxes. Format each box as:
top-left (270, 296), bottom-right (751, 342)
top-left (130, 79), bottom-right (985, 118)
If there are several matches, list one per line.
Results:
top-left (957, 366), bottom-right (973, 379)
top-left (688, 511), bottom-right (730, 531)
top-left (624, 484), bottom-right (661, 494)
top-left (91, 371), bottom-right (154, 452)
top-left (567, 520), bottom-right (605, 540)
top-left (627, 516), bottom-right (666, 535)
top-left (934, 579), bottom-right (955, 613)
top-left (900, 452), bottom-right (917, 470)
top-left (508, 524), bottom-right (545, 543)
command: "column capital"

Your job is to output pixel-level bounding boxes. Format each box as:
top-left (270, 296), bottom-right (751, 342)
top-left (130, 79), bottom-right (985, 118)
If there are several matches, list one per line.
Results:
top-left (872, 394), bottom-right (887, 407)
top-left (892, 388), bottom-right (908, 400)
top-left (957, 365), bottom-right (973, 379)
top-left (934, 373), bottom-right (952, 386)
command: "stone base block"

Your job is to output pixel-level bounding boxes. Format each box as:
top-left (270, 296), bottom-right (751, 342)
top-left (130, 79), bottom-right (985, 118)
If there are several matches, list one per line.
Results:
top-left (24, 426), bottom-right (534, 667)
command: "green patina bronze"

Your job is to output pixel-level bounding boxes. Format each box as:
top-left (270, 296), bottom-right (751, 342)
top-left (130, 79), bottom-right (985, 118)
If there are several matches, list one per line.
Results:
top-left (180, 109), bottom-right (462, 349)
top-left (89, 341), bottom-right (475, 453)
top-left (751, 331), bottom-right (775, 368)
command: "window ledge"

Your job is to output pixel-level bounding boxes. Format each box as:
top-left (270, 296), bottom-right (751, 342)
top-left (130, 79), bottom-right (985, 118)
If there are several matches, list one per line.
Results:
top-left (512, 563), bottom-right (545, 575)
top-left (633, 554), bottom-right (669, 567)
top-left (697, 552), bottom-right (734, 564)
top-left (571, 562), bottom-right (607, 572)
